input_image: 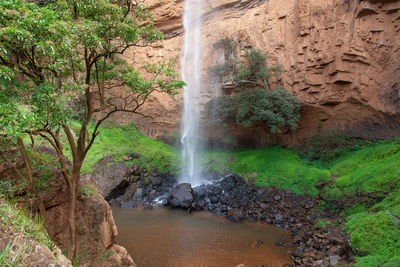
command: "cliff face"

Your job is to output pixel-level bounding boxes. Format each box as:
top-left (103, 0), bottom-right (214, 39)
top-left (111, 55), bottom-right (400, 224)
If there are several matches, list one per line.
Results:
top-left (128, 0), bottom-right (400, 146)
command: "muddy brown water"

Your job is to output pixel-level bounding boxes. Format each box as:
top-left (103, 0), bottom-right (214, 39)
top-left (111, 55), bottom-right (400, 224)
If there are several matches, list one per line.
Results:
top-left (112, 207), bottom-right (293, 267)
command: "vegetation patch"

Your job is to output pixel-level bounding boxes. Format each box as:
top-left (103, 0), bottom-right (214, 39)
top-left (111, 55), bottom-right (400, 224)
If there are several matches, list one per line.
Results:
top-left (0, 198), bottom-right (55, 266)
top-left (0, 199), bottom-right (54, 249)
top-left (207, 87), bottom-right (301, 134)
top-left (346, 209), bottom-right (400, 267)
top-left (0, 241), bottom-right (30, 267)
top-left (78, 122), bottom-right (178, 174)
top-left (79, 185), bottom-right (97, 197)
top-left (205, 147), bottom-right (330, 195)
top-left (344, 191), bottom-right (400, 267)
top-left (328, 139), bottom-right (400, 194)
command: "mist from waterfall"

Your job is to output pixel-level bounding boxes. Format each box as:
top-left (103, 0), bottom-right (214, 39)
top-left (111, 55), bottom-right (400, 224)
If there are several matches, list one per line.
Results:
top-left (180, 0), bottom-right (204, 186)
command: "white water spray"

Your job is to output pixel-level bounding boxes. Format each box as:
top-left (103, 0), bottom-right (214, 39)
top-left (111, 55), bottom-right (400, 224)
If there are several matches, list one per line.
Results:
top-left (180, 0), bottom-right (204, 186)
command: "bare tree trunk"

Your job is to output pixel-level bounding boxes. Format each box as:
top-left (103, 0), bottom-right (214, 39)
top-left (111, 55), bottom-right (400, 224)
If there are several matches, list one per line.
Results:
top-left (67, 163), bottom-right (82, 260)
top-left (66, 179), bottom-right (77, 260)
top-left (40, 127), bottom-right (81, 260)
top-left (17, 138), bottom-right (46, 219)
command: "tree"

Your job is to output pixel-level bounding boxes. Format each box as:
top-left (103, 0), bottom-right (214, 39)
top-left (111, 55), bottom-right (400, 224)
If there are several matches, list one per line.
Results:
top-left (207, 40), bottom-right (301, 137)
top-left (0, 0), bottom-right (183, 259)
top-left (209, 37), bottom-right (236, 81)
top-left (207, 87), bottom-right (301, 134)
top-left (237, 49), bottom-right (282, 89)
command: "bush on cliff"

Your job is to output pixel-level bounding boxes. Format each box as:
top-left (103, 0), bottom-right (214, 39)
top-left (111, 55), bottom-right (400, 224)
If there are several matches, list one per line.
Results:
top-left (207, 87), bottom-right (301, 134)
top-left (207, 44), bottom-right (301, 135)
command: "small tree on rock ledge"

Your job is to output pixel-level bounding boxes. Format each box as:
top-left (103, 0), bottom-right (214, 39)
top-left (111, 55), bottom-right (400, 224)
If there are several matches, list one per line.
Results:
top-left (207, 87), bottom-right (301, 135)
top-left (0, 0), bottom-right (184, 259)
top-left (207, 40), bottom-right (301, 138)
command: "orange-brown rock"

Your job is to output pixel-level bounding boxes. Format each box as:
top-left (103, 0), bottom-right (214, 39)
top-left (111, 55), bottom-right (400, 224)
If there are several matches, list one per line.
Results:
top-left (1, 149), bottom-right (135, 266)
top-left (41, 175), bottom-right (136, 266)
top-left (120, 0), bottom-right (400, 146)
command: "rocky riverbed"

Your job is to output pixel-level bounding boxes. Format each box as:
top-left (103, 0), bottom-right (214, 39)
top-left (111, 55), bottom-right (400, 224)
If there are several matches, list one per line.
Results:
top-left (89, 155), bottom-right (353, 267)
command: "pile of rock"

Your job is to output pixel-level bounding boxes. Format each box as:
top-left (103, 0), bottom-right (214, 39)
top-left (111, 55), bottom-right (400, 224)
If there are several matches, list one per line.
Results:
top-left (166, 175), bottom-right (352, 266)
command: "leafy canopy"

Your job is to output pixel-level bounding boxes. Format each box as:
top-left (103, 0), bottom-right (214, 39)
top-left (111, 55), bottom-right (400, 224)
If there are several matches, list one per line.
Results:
top-left (207, 39), bottom-right (301, 135)
top-left (0, 0), bottom-right (185, 260)
top-left (0, 0), bottom-right (183, 138)
top-left (208, 87), bottom-right (301, 134)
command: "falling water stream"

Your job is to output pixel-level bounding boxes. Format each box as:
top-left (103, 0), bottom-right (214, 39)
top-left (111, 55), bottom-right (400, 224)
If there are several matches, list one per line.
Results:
top-left (180, 0), bottom-right (204, 186)
top-left (111, 2), bottom-right (296, 266)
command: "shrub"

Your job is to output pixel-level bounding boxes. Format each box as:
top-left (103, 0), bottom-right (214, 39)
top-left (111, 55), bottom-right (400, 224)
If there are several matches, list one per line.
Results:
top-left (207, 87), bottom-right (301, 134)
top-left (213, 37), bottom-right (235, 54)
top-left (237, 49), bottom-right (282, 85)
top-left (209, 37), bottom-right (236, 79)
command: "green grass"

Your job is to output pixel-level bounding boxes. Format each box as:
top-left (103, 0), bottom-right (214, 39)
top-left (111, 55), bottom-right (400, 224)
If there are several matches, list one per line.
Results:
top-left (345, 192), bottom-right (400, 267)
top-left (203, 138), bottom-right (400, 267)
top-left (29, 120), bottom-right (178, 175)
top-left (0, 198), bottom-right (55, 266)
top-left (0, 241), bottom-right (30, 267)
top-left (205, 147), bottom-right (331, 195)
top-left (346, 208), bottom-right (400, 267)
top-left (0, 199), bottom-right (54, 249)
top-left (328, 139), bottom-right (400, 195)
top-left (79, 122), bottom-right (178, 174)
top-left (230, 147), bottom-right (330, 195)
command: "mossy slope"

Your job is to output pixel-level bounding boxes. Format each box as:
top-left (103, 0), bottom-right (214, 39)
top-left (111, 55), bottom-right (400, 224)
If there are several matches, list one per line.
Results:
top-left (205, 139), bottom-right (400, 266)
top-left (80, 123), bottom-right (177, 174)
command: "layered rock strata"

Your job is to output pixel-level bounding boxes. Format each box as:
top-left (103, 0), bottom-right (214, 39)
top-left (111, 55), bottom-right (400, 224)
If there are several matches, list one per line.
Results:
top-left (122, 0), bottom-right (400, 146)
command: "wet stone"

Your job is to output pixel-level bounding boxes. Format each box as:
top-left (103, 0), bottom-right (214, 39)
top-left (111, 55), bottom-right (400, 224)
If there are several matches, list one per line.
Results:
top-left (167, 183), bottom-right (195, 209)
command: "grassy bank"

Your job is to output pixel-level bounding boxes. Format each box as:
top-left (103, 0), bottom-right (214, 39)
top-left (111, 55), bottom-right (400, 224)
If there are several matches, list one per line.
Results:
top-left (205, 147), bottom-right (331, 195)
top-left (205, 138), bottom-right (400, 267)
top-left (33, 121), bottom-right (177, 175)
top-left (80, 122), bottom-right (177, 174)
top-left (0, 199), bottom-right (55, 266)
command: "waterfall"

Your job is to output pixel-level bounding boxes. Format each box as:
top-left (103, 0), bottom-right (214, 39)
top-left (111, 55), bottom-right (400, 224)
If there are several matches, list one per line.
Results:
top-left (180, 0), bottom-right (204, 186)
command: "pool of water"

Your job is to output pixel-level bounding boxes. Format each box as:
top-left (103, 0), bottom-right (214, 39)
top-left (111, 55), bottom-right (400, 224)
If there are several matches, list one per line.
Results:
top-left (112, 207), bottom-right (293, 267)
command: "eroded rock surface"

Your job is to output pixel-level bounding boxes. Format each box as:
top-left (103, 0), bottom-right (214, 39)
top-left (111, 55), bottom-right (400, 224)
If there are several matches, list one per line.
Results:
top-left (40, 173), bottom-right (136, 267)
top-left (121, 0), bottom-right (400, 146)
top-left (88, 154), bottom-right (131, 198)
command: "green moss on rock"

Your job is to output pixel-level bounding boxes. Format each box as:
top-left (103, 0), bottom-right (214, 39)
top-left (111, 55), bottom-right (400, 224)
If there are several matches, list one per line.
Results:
top-left (346, 210), bottom-right (400, 266)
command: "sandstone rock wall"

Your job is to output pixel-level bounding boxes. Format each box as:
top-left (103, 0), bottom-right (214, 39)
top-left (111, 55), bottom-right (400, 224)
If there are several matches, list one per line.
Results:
top-left (123, 0), bottom-right (400, 146)
top-left (41, 175), bottom-right (136, 266)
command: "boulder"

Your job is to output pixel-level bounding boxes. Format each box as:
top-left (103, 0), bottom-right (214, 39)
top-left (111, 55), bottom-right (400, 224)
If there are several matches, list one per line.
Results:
top-left (167, 183), bottom-right (195, 209)
top-left (87, 155), bottom-right (131, 198)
